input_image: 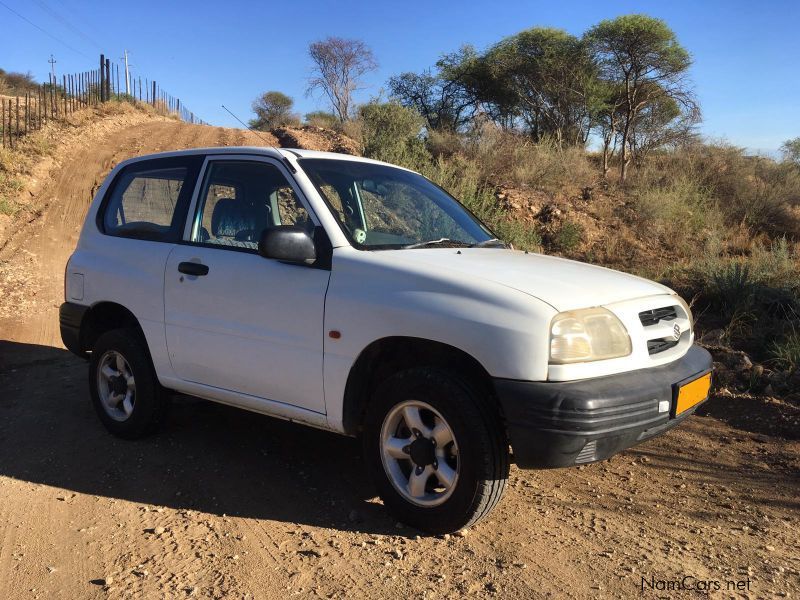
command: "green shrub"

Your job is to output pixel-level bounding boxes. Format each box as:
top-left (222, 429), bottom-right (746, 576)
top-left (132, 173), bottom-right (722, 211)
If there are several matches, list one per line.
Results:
top-left (695, 239), bottom-right (799, 315)
top-left (426, 129), bottom-right (463, 158)
top-left (0, 147), bottom-right (13, 173)
top-left (0, 196), bottom-right (16, 215)
top-left (770, 326), bottom-right (800, 373)
top-left (633, 175), bottom-right (719, 239)
top-left (706, 261), bottom-right (758, 318)
top-left (553, 219), bottom-right (584, 252)
top-left (359, 101), bottom-right (429, 168)
top-left (492, 219), bottom-right (542, 251)
top-left (305, 111), bottom-right (339, 129)
top-left (418, 155), bottom-right (495, 218)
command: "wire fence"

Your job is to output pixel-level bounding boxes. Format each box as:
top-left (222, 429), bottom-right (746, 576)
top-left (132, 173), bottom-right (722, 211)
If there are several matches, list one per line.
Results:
top-left (1, 53), bottom-right (206, 149)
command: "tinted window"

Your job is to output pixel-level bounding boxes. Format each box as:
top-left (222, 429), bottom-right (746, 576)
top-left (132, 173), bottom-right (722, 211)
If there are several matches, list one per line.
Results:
top-left (101, 157), bottom-right (199, 242)
top-left (191, 161), bottom-right (312, 250)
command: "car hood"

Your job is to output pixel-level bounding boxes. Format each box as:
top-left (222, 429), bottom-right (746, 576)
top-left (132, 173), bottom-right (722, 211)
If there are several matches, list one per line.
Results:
top-left (375, 248), bottom-right (674, 311)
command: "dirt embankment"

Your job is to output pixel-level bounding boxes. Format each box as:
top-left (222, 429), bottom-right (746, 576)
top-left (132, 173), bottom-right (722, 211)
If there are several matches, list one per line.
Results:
top-left (0, 109), bottom-right (798, 599)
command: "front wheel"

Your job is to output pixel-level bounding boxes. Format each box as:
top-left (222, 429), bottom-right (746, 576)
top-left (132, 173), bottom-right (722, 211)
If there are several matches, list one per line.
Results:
top-left (363, 368), bottom-right (509, 534)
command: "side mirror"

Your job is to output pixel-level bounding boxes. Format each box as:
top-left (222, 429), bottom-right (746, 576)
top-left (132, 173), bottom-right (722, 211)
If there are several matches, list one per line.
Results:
top-left (258, 226), bottom-right (316, 265)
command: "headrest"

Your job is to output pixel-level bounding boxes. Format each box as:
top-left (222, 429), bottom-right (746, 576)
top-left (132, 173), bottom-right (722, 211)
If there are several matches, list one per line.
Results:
top-left (211, 198), bottom-right (255, 237)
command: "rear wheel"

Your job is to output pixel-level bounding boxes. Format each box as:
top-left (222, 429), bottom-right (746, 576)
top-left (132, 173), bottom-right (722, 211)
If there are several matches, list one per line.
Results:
top-left (89, 328), bottom-right (167, 439)
top-left (364, 368), bottom-right (509, 534)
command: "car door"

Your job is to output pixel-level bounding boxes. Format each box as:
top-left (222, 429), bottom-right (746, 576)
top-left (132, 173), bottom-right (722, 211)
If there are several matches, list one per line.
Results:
top-left (163, 155), bottom-right (330, 414)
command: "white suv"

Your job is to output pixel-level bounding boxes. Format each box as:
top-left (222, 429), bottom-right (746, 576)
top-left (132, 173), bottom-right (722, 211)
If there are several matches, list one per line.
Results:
top-left (60, 147), bottom-right (712, 533)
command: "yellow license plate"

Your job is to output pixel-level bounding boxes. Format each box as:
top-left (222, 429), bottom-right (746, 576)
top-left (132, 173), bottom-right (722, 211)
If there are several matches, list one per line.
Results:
top-left (676, 372), bottom-right (712, 415)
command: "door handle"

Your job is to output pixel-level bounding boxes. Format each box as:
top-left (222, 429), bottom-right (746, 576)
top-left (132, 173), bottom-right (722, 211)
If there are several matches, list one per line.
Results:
top-left (178, 261), bottom-right (209, 276)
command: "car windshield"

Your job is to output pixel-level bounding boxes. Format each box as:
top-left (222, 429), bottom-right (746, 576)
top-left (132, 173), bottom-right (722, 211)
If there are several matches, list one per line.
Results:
top-left (298, 158), bottom-right (496, 249)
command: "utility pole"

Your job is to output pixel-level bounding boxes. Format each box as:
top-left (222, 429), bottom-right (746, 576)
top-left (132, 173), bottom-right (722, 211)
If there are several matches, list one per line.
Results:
top-left (48, 54), bottom-right (57, 85)
top-left (122, 50), bottom-right (130, 95)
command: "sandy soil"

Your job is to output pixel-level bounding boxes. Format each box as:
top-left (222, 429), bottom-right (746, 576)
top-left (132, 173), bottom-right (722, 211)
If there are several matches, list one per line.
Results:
top-left (0, 115), bottom-right (798, 599)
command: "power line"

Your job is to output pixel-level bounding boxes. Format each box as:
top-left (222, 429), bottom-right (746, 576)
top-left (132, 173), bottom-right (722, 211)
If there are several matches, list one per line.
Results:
top-left (221, 104), bottom-right (278, 148)
top-left (0, 0), bottom-right (91, 59)
top-left (32, 0), bottom-right (103, 50)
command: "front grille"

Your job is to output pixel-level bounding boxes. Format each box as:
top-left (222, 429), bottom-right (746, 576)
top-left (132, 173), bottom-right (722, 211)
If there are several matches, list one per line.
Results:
top-left (639, 306), bottom-right (678, 327)
top-left (647, 338), bottom-right (679, 355)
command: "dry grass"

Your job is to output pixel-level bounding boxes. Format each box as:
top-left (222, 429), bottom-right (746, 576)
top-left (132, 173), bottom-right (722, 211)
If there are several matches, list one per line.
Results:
top-left (464, 126), bottom-right (595, 193)
top-left (632, 143), bottom-right (800, 238)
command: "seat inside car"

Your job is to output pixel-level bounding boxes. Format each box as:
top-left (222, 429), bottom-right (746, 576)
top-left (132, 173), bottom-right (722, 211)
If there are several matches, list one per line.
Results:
top-left (210, 197), bottom-right (268, 247)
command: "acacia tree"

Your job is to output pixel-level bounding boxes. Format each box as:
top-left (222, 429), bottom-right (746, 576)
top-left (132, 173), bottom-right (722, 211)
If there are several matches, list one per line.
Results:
top-left (388, 69), bottom-right (477, 132)
top-left (249, 91), bottom-right (298, 130)
top-left (436, 46), bottom-right (518, 128)
top-left (781, 138), bottom-right (800, 165)
top-left (307, 37), bottom-right (377, 122)
top-left (594, 81), bottom-right (627, 178)
top-left (480, 28), bottom-right (599, 146)
top-left (586, 15), bottom-right (694, 181)
top-left (628, 92), bottom-right (700, 164)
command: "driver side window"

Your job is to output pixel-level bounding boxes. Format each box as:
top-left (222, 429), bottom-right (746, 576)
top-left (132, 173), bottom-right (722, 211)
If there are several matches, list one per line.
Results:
top-left (191, 161), bottom-right (311, 250)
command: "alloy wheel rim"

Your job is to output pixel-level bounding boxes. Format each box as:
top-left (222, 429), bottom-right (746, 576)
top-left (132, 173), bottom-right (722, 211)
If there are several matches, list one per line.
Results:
top-left (379, 400), bottom-right (459, 507)
top-left (97, 350), bottom-right (136, 422)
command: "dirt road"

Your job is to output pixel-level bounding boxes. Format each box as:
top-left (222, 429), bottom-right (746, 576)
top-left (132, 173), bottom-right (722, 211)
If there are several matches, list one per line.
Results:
top-left (0, 115), bottom-right (798, 599)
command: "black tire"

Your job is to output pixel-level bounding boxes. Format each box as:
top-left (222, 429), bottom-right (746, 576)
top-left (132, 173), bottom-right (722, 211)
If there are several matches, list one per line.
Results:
top-left (88, 328), bottom-right (168, 439)
top-left (363, 367), bottom-right (509, 534)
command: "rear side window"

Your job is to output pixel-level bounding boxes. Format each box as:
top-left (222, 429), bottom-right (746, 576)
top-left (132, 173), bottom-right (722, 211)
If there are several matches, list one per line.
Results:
top-left (100, 157), bottom-right (201, 242)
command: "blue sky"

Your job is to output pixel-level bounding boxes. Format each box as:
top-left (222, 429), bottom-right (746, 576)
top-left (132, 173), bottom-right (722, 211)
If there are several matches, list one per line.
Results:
top-left (1, 0), bottom-right (798, 154)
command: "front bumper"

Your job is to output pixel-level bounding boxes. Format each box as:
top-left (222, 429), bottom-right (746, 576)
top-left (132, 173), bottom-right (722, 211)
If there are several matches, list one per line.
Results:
top-left (493, 345), bottom-right (713, 469)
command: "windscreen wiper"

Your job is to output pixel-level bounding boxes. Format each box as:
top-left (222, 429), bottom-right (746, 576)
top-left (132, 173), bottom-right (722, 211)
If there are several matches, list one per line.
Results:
top-left (403, 238), bottom-right (471, 249)
top-left (469, 238), bottom-right (506, 248)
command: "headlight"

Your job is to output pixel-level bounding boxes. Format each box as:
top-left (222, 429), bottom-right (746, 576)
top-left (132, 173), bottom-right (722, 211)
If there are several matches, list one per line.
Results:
top-left (549, 307), bottom-right (632, 364)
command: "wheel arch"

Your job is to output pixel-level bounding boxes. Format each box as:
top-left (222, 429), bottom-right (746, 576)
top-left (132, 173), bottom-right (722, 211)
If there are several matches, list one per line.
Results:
top-left (80, 301), bottom-right (145, 353)
top-left (341, 336), bottom-right (498, 436)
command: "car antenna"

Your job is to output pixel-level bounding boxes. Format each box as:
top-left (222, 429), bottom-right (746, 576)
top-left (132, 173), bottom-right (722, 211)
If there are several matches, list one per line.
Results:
top-left (220, 104), bottom-right (296, 172)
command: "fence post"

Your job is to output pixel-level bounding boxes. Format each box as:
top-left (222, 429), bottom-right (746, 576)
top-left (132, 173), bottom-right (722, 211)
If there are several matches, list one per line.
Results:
top-left (1, 100), bottom-right (4, 148)
top-left (152, 81), bottom-right (156, 108)
top-left (99, 54), bottom-right (105, 102)
top-left (105, 58), bottom-right (111, 102)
